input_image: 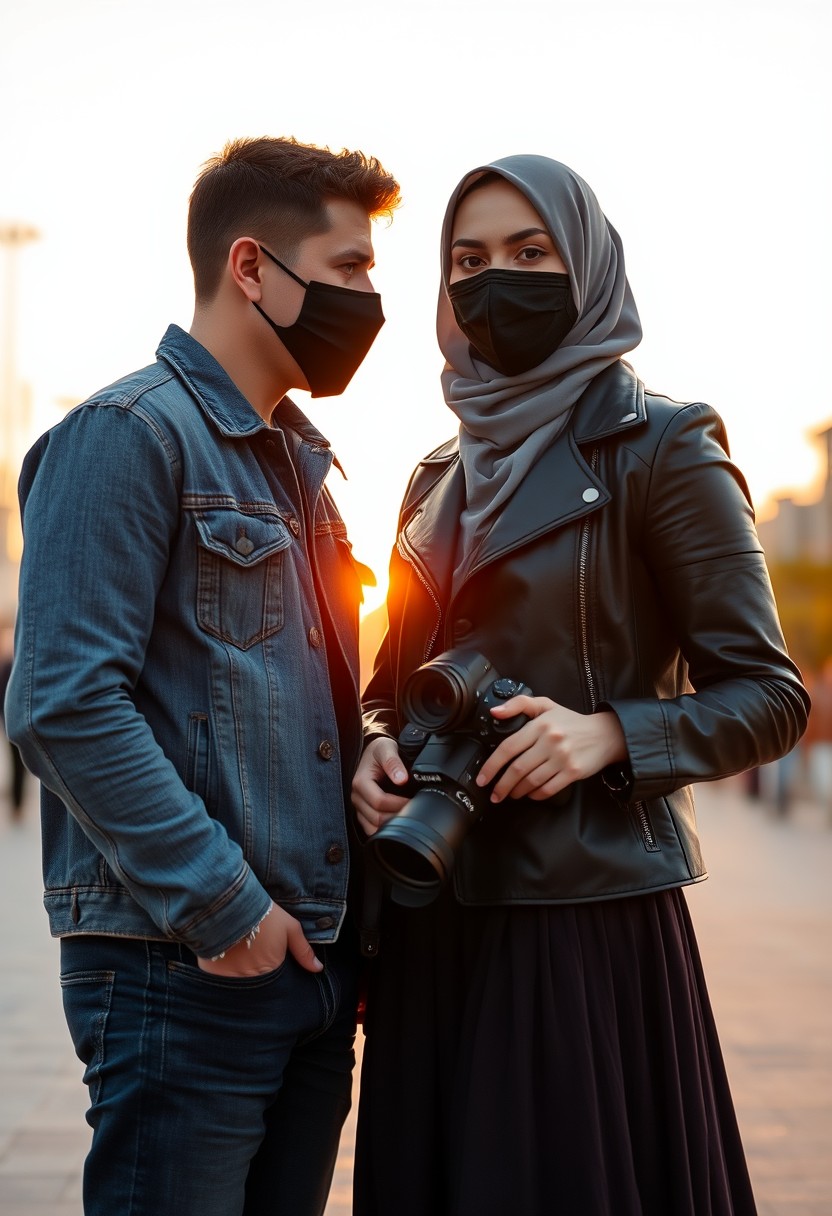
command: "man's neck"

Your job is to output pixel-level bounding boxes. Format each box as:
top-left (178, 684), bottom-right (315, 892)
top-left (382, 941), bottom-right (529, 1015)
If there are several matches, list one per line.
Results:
top-left (189, 309), bottom-right (287, 424)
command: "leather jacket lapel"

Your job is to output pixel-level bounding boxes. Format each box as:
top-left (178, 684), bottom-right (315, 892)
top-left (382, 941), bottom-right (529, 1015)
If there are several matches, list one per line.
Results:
top-left (471, 362), bottom-right (644, 573)
top-left (399, 452), bottom-right (465, 606)
top-left (399, 361), bottom-right (647, 595)
top-left (469, 428), bottom-right (608, 575)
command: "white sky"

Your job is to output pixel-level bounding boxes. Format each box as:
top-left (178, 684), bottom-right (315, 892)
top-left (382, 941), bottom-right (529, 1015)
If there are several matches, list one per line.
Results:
top-left (1, 0), bottom-right (830, 609)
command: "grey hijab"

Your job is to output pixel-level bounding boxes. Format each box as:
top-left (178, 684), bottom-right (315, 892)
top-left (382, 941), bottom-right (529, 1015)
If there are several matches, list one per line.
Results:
top-left (437, 154), bottom-right (642, 582)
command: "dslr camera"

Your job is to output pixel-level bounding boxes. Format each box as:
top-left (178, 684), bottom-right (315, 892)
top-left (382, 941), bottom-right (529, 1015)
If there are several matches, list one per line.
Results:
top-left (366, 649), bottom-right (531, 906)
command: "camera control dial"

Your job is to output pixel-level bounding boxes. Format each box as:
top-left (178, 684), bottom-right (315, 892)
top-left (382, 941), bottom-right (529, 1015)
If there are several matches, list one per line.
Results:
top-left (491, 678), bottom-right (523, 700)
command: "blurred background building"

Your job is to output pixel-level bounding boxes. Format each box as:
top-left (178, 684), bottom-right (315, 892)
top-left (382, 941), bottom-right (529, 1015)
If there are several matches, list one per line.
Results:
top-left (0, 222), bottom-right (39, 629)
top-left (756, 422), bottom-right (832, 676)
top-left (758, 423), bottom-right (832, 563)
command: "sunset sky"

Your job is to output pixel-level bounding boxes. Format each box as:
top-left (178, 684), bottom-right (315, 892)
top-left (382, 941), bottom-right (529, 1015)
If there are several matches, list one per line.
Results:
top-left (1, 0), bottom-right (830, 611)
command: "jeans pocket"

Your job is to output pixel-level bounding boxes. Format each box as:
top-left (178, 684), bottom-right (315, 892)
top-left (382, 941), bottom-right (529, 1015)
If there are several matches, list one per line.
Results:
top-left (60, 968), bottom-right (115, 1106)
top-left (194, 508), bottom-right (293, 650)
top-left (162, 957), bottom-right (307, 1048)
top-left (165, 956), bottom-right (289, 997)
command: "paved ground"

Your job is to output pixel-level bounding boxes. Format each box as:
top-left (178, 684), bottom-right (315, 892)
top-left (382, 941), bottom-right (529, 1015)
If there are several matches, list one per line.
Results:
top-left (0, 763), bottom-right (829, 1215)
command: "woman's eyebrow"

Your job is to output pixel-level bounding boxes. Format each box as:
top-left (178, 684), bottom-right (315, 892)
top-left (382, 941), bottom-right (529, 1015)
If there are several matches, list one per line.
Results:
top-left (504, 227), bottom-right (549, 243)
top-left (451, 227), bottom-right (550, 251)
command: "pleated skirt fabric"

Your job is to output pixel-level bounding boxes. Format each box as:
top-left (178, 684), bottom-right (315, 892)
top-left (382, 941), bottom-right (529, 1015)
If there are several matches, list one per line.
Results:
top-left (353, 886), bottom-right (757, 1216)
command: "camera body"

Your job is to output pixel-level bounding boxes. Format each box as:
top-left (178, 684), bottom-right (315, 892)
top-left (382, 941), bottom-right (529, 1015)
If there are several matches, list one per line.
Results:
top-left (367, 649), bottom-right (531, 906)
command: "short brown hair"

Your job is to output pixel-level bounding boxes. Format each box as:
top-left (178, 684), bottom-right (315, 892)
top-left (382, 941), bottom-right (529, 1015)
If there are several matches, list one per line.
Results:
top-left (188, 136), bottom-right (401, 302)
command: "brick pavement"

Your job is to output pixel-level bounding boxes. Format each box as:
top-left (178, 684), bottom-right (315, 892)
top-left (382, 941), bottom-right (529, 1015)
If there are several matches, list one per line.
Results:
top-left (684, 779), bottom-right (832, 1216)
top-left (0, 766), bottom-right (829, 1215)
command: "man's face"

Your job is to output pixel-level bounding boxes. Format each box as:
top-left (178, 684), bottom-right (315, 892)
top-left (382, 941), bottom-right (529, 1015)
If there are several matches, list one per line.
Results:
top-left (292, 198), bottom-right (376, 293)
top-left (250, 197), bottom-right (383, 398)
top-left (257, 197), bottom-right (377, 331)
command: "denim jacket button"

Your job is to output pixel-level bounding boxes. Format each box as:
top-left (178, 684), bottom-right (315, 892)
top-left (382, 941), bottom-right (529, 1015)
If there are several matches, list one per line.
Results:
top-left (315, 915), bottom-right (336, 930)
top-left (308, 627), bottom-right (323, 648)
top-left (325, 845), bottom-right (344, 864)
top-left (288, 516), bottom-right (301, 536)
top-left (318, 740), bottom-right (335, 760)
top-left (234, 536), bottom-right (255, 556)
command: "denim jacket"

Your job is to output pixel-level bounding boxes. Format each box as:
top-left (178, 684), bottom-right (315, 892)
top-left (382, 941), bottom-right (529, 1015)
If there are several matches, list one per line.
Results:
top-left (6, 325), bottom-right (365, 957)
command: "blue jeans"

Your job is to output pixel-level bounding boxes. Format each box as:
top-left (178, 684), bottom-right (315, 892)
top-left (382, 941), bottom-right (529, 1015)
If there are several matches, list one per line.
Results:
top-left (60, 929), bottom-right (359, 1216)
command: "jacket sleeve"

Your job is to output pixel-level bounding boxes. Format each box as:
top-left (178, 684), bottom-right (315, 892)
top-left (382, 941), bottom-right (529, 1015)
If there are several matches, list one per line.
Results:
top-left (5, 403), bottom-right (271, 956)
top-left (601, 401), bottom-right (810, 801)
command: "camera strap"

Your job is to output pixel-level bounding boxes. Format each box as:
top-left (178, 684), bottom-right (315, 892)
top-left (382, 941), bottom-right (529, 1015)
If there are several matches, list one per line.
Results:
top-left (359, 856), bottom-right (385, 958)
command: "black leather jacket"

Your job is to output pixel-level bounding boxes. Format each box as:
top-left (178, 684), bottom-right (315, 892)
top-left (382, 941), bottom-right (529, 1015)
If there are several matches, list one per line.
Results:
top-left (363, 361), bottom-right (809, 904)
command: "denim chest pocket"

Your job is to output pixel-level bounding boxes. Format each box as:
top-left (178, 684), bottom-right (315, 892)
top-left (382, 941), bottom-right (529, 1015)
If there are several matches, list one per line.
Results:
top-left (195, 508), bottom-right (293, 650)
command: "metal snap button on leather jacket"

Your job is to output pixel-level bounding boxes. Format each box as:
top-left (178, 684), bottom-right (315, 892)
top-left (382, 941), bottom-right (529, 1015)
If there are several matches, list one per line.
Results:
top-left (362, 361), bottom-right (810, 905)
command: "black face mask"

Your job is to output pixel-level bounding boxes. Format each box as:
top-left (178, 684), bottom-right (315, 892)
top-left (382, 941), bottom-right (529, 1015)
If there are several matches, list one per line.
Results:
top-left (447, 268), bottom-right (577, 376)
top-left (253, 245), bottom-right (385, 397)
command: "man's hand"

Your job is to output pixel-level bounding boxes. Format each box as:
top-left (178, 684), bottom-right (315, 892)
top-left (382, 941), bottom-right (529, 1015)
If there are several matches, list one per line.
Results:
top-left (198, 902), bottom-right (322, 977)
top-left (351, 736), bottom-right (409, 837)
top-left (475, 697), bottom-right (628, 803)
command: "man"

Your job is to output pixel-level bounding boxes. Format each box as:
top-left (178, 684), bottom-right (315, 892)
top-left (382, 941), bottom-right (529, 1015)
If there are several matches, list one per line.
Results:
top-left (5, 136), bottom-right (400, 1216)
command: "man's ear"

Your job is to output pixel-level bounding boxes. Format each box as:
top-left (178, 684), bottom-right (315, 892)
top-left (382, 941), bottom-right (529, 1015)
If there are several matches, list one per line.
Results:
top-left (228, 237), bottom-right (264, 302)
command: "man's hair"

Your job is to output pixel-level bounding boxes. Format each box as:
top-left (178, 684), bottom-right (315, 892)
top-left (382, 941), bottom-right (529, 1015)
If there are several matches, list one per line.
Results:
top-left (188, 136), bottom-right (401, 302)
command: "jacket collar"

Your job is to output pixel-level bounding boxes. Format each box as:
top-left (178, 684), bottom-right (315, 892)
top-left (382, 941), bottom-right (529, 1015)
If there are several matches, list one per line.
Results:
top-left (400, 360), bottom-right (646, 597)
top-left (156, 324), bottom-right (333, 453)
top-left (571, 359), bottom-right (645, 443)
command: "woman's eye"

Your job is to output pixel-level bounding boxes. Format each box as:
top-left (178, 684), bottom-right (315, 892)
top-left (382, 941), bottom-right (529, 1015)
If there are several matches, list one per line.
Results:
top-left (518, 247), bottom-right (545, 263)
top-left (459, 254), bottom-right (485, 270)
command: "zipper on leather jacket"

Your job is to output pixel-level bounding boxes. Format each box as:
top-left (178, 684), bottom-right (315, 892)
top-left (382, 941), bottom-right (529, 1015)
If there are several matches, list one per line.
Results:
top-left (634, 801), bottom-right (659, 851)
top-left (397, 530), bottom-right (442, 662)
top-left (577, 448), bottom-right (659, 853)
top-left (577, 458), bottom-right (598, 712)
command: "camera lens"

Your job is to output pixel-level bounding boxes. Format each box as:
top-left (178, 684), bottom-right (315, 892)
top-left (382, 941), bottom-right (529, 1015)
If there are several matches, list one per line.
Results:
top-left (402, 651), bottom-right (492, 733)
top-left (367, 786), bottom-right (475, 906)
top-left (409, 671), bottom-right (462, 730)
top-left (371, 839), bottom-right (441, 890)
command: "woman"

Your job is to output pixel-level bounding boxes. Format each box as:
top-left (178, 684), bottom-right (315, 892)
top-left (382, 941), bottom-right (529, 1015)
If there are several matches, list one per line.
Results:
top-left (351, 155), bottom-right (808, 1216)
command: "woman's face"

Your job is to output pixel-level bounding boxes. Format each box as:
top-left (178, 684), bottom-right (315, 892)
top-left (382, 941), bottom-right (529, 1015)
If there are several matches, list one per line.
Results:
top-left (448, 177), bottom-right (567, 285)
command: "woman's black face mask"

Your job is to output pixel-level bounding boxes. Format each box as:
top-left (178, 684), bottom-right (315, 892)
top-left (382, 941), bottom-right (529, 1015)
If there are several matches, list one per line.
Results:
top-left (447, 268), bottom-right (577, 377)
top-left (254, 245), bottom-right (385, 398)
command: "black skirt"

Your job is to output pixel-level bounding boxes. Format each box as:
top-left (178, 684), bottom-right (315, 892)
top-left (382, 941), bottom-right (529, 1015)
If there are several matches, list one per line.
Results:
top-left (353, 886), bottom-right (757, 1216)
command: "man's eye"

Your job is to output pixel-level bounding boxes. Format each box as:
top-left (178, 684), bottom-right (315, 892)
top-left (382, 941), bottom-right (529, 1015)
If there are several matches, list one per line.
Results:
top-left (342, 263), bottom-right (356, 277)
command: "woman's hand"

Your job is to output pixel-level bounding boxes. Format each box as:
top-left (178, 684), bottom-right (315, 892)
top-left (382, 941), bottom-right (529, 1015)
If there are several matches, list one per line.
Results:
top-left (475, 696), bottom-right (628, 803)
top-left (352, 736), bottom-right (410, 837)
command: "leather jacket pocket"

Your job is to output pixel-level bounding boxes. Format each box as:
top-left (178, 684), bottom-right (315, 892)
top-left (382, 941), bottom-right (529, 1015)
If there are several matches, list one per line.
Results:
top-left (195, 508), bottom-right (293, 650)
